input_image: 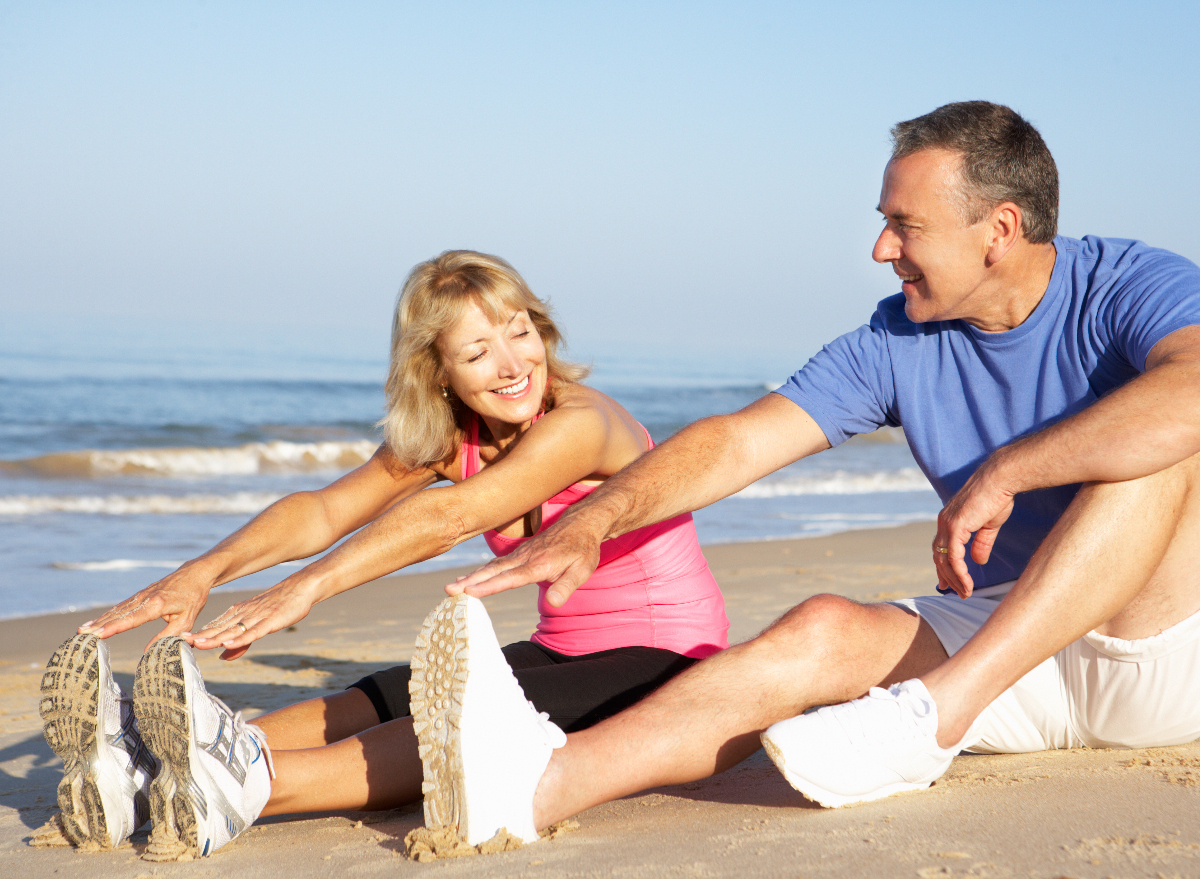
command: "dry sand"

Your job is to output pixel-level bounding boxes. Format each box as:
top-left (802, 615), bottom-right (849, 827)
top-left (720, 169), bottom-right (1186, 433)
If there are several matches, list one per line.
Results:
top-left (3, 521), bottom-right (1199, 878)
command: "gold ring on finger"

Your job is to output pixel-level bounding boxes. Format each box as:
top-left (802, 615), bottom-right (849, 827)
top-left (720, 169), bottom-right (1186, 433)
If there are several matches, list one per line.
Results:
top-left (234, 621), bottom-right (248, 632)
top-left (935, 546), bottom-right (949, 554)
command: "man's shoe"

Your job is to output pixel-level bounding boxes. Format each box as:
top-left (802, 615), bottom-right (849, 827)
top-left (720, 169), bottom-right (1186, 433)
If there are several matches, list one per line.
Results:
top-left (39, 634), bottom-right (158, 848)
top-left (132, 636), bottom-right (273, 859)
top-left (761, 679), bottom-right (960, 808)
top-left (410, 594), bottom-right (565, 846)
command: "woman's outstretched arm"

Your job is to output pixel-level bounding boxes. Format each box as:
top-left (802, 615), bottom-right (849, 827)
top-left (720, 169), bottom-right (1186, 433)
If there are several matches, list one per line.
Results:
top-left (195, 391), bottom-right (636, 659)
top-left (79, 444), bottom-right (438, 647)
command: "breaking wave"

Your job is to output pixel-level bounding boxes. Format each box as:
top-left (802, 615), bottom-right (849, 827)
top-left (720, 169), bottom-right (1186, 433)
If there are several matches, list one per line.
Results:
top-left (737, 468), bottom-right (934, 498)
top-left (1, 440), bottom-right (378, 479)
top-left (52, 559), bottom-right (186, 571)
top-left (0, 492), bottom-right (285, 516)
top-left (51, 558), bottom-right (304, 571)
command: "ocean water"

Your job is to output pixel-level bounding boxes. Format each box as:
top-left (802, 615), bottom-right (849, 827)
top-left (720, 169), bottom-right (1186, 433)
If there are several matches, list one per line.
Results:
top-left (0, 333), bottom-right (940, 620)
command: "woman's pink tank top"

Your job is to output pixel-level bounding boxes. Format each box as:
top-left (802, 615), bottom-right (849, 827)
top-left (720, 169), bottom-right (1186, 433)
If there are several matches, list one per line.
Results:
top-left (462, 415), bottom-right (728, 658)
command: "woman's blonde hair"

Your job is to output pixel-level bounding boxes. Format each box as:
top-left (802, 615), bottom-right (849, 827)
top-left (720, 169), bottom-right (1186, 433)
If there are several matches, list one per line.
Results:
top-left (380, 250), bottom-right (589, 469)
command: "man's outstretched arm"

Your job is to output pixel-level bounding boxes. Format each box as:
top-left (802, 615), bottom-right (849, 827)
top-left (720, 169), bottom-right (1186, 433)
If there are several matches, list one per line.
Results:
top-left (450, 393), bottom-right (831, 606)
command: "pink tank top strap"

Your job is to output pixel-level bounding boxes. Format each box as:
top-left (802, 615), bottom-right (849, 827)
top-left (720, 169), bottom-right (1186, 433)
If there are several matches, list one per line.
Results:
top-left (456, 410), bottom-right (727, 658)
top-left (460, 416), bottom-right (482, 480)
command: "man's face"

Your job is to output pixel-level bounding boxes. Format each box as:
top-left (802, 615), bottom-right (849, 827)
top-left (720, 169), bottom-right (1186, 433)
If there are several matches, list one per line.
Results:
top-left (872, 149), bottom-right (993, 325)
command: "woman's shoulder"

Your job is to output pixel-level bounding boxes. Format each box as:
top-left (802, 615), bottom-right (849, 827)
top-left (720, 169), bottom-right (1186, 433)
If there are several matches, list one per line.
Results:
top-left (545, 382), bottom-right (636, 428)
top-left (538, 382), bottom-right (648, 460)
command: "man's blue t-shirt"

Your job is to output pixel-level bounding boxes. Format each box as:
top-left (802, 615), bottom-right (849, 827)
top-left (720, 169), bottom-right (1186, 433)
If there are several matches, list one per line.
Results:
top-left (775, 235), bottom-right (1200, 588)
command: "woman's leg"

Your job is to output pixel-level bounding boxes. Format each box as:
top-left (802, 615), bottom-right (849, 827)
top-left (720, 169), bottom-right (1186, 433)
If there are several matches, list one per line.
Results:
top-left (263, 716), bottom-right (424, 815)
top-left (256, 643), bottom-right (692, 817)
top-left (509, 643), bottom-right (698, 732)
top-left (253, 688), bottom-right (383, 750)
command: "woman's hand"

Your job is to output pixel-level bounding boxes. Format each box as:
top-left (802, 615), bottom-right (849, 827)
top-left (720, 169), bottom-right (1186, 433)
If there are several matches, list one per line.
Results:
top-left (79, 563), bottom-right (216, 650)
top-left (191, 576), bottom-right (322, 660)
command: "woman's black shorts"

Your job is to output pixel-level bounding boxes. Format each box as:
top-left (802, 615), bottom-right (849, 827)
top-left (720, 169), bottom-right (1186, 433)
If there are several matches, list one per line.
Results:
top-left (348, 640), bottom-right (698, 733)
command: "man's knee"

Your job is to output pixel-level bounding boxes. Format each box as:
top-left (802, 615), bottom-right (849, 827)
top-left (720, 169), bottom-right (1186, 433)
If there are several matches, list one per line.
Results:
top-left (756, 593), bottom-right (867, 653)
top-left (1079, 449), bottom-right (1200, 509)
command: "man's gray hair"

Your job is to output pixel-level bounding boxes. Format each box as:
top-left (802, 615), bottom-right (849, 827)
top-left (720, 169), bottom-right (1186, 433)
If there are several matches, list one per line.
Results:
top-left (891, 101), bottom-right (1058, 244)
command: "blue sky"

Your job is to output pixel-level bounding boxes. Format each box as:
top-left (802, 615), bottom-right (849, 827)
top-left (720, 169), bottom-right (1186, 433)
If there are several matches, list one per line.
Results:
top-left (2, 1), bottom-right (1198, 380)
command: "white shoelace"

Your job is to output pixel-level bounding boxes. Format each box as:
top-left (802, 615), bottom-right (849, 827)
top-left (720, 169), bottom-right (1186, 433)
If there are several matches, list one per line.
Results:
top-left (825, 683), bottom-right (936, 746)
top-left (211, 692), bottom-right (277, 781)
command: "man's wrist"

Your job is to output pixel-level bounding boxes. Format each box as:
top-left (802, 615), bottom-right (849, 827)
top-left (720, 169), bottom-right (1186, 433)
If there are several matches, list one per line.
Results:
top-left (561, 485), bottom-right (629, 543)
top-left (985, 441), bottom-right (1036, 497)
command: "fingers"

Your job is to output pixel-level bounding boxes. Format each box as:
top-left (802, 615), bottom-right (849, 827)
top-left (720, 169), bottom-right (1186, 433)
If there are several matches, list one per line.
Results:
top-left (192, 617), bottom-right (257, 652)
top-left (544, 561), bottom-right (592, 608)
top-left (946, 551), bottom-right (974, 598)
top-left (190, 600), bottom-right (300, 660)
top-left (933, 512), bottom-right (974, 599)
top-left (142, 614), bottom-right (197, 653)
top-left (79, 594), bottom-right (163, 639)
top-left (971, 525), bottom-right (999, 565)
top-left (456, 564), bottom-right (542, 598)
top-left (206, 618), bottom-right (272, 661)
top-left (448, 554), bottom-right (526, 595)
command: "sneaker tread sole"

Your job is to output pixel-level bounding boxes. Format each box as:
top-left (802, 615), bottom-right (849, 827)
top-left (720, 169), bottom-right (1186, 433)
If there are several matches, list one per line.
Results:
top-left (39, 634), bottom-right (112, 848)
top-left (410, 595), bottom-right (470, 839)
top-left (133, 637), bottom-right (200, 861)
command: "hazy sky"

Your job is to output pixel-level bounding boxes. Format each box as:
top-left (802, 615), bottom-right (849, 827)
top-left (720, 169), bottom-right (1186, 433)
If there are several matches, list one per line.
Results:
top-left (3, 1), bottom-right (1199, 380)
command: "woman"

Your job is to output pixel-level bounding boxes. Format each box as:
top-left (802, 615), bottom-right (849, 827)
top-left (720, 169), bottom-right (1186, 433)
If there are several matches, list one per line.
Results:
top-left (39, 250), bottom-right (728, 858)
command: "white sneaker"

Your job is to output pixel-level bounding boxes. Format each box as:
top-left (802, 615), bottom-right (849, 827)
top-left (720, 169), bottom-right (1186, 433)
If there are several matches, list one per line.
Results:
top-left (39, 634), bottom-right (158, 848)
top-left (410, 594), bottom-right (565, 846)
top-left (761, 679), bottom-right (960, 808)
top-left (132, 636), bottom-right (273, 859)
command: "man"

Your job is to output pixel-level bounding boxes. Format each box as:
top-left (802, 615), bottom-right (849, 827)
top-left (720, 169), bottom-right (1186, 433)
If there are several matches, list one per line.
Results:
top-left (416, 101), bottom-right (1200, 845)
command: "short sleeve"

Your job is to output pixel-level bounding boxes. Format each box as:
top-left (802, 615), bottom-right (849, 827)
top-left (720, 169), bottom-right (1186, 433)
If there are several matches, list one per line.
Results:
top-left (1100, 244), bottom-right (1200, 371)
top-left (773, 308), bottom-right (898, 448)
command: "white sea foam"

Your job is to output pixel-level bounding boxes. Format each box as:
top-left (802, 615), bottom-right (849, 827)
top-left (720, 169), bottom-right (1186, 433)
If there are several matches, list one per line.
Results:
top-left (0, 492), bottom-right (285, 516)
top-left (6, 439), bottom-right (378, 478)
top-left (52, 559), bottom-right (186, 571)
top-left (52, 558), bottom-right (305, 572)
top-left (736, 468), bottom-right (934, 498)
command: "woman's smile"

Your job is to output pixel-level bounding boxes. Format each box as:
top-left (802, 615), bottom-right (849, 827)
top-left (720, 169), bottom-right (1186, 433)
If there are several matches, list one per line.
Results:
top-left (492, 375), bottom-right (531, 397)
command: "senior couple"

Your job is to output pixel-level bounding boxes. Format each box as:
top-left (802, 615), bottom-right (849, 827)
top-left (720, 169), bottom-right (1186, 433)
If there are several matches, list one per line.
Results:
top-left (40, 101), bottom-right (1200, 857)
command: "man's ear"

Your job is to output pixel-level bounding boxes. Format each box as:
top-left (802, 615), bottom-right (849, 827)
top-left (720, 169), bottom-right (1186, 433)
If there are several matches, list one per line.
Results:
top-left (983, 202), bottom-right (1023, 266)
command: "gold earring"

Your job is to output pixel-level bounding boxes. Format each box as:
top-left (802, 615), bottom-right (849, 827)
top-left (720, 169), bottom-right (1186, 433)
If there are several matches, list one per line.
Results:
top-left (441, 386), bottom-right (449, 401)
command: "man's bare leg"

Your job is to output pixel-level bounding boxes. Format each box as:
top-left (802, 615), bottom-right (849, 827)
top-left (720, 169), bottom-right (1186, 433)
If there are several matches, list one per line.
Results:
top-left (927, 454), bottom-right (1200, 746)
top-left (530, 596), bottom-right (949, 828)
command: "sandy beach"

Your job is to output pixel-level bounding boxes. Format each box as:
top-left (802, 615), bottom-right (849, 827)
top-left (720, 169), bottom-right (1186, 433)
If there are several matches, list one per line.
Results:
top-left (3, 521), bottom-right (1199, 878)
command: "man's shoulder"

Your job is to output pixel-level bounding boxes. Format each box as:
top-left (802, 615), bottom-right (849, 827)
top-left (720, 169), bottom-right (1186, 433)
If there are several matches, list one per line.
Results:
top-left (1062, 235), bottom-right (1200, 281)
top-left (867, 293), bottom-right (914, 333)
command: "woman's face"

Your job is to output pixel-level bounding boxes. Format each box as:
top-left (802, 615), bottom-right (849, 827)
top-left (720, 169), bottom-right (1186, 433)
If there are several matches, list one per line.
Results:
top-left (437, 300), bottom-right (548, 429)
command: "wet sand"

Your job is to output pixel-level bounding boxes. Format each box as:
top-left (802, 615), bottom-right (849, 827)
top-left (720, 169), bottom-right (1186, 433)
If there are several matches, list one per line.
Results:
top-left (3, 521), bottom-right (1199, 877)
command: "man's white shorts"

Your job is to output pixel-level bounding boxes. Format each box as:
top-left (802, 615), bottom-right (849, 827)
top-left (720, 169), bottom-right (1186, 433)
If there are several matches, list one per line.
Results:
top-left (892, 582), bottom-right (1200, 754)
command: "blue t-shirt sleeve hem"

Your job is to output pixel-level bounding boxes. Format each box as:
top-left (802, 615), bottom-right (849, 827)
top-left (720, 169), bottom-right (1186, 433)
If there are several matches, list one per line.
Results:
top-left (770, 386), bottom-right (849, 448)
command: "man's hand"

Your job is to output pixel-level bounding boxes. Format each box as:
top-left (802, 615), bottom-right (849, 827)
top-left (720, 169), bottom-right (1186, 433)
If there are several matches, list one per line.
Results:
top-left (934, 459), bottom-right (1016, 598)
top-left (78, 565), bottom-right (213, 651)
top-left (191, 576), bottom-right (322, 661)
top-left (448, 518), bottom-right (603, 608)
